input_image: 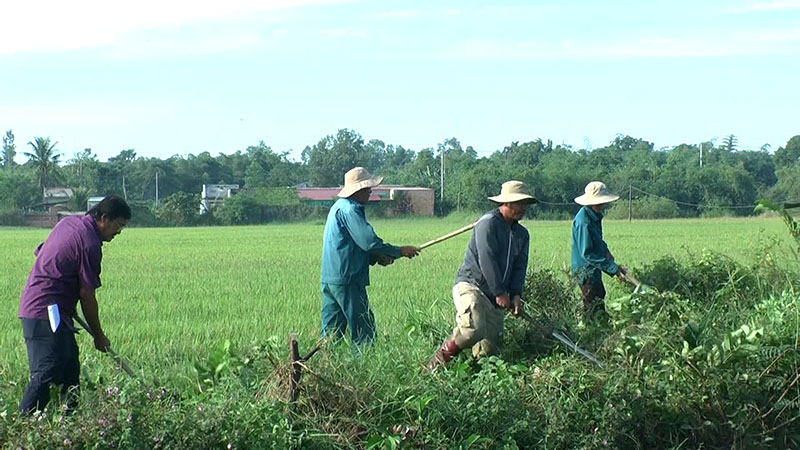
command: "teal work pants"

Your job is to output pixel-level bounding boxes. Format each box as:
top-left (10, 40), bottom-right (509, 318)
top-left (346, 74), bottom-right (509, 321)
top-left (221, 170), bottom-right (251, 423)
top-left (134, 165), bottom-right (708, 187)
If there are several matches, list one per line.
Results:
top-left (320, 282), bottom-right (375, 345)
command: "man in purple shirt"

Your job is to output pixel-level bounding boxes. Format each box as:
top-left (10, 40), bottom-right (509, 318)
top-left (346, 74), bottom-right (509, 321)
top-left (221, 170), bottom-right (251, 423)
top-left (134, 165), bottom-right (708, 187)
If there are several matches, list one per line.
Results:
top-left (18, 195), bottom-right (131, 415)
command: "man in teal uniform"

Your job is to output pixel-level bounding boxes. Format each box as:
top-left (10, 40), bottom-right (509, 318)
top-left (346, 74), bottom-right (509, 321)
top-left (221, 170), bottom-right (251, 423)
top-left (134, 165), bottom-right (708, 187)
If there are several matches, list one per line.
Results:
top-left (320, 167), bottom-right (420, 345)
top-left (571, 181), bottom-right (627, 317)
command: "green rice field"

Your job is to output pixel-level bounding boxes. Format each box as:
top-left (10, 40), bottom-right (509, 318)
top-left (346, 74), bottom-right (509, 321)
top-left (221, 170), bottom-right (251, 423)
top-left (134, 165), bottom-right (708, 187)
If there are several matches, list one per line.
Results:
top-left (0, 216), bottom-right (797, 448)
top-left (0, 217), bottom-right (789, 377)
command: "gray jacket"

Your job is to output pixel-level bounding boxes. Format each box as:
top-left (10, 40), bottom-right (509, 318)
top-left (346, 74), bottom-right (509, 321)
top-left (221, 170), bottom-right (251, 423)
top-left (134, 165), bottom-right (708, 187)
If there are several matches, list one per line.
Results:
top-left (455, 209), bottom-right (530, 303)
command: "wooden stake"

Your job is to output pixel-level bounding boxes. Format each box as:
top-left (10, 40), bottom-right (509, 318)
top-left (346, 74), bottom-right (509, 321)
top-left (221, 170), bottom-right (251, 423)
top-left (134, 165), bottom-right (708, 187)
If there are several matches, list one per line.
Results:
top-left (288, 333), bottom-right (301, 403)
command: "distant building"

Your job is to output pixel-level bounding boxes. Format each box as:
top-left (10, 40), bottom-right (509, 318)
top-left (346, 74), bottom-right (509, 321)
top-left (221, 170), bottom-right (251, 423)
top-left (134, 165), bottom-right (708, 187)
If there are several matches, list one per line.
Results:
top-left (42, 187), bottom-right (73, 210)
top-left (87, 196), bottom-right (105, 211)
top-left (297, 186), bottom-right (434, 216)
top-left (200, 184), bottom-right (240, 213)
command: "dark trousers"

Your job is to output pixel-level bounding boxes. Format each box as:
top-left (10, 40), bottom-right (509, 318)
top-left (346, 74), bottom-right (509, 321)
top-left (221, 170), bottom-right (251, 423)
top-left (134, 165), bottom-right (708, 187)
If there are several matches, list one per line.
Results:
top-left (19, 318), bottom-right (80, 415)
top-left (580, 281), bottom-right (607, 315)
top-left (320, 282), bottom-right (375, 346)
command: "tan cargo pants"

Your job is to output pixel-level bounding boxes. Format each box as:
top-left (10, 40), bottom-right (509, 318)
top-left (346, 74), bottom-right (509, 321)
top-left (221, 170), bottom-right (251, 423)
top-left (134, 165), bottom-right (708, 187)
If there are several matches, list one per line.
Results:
top-left (451, 282), bottom-right (506, 358)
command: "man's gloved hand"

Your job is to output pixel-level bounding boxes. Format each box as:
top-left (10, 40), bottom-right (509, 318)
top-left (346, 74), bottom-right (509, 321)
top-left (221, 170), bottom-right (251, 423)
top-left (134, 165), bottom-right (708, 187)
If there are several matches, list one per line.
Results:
top-left (616, 265), bottom-right (628, 281)
top-left (94, 334), bottom-right (110, 353)
top-left (496, 294), bottom-right (510, 309)
top-left (375, 254), bottom-right (395, 266)
top-left (400, 246), bottom-right (420, 258)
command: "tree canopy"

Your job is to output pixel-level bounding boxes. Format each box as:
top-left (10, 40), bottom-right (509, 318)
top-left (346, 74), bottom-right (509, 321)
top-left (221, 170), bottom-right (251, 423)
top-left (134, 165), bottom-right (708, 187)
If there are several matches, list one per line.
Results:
top-left (1, 130), bottom-right (798, 223)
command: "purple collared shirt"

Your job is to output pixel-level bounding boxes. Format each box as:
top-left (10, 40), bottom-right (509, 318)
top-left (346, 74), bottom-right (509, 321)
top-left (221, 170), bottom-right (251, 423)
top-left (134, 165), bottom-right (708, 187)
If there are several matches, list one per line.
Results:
top-left (18, 214), bottom-right (103, 321)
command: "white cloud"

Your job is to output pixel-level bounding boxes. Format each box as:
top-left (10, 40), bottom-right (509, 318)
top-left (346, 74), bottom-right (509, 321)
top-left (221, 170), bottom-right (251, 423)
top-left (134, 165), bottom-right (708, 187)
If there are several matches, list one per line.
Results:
top-left (319, 28), bottom-right (367, 38)
top-left (440, 8), bottom-right (462, 16)
top-left (0, 0), bottom-right (349, 55)
top-left (476, 5), bottom-right (557, 18)
top-left (0, 101), bottom-right (179, 130)
top-left (109, 28), bottom-right (268, 59)
top-left (374, 9), bottom-right (422, 19)
top-left (725, 0), bottom-right (800, 13)
top-left (739, 29), bottom-right (800, 42)
top-left (448, 30), bottom-right (800, 61)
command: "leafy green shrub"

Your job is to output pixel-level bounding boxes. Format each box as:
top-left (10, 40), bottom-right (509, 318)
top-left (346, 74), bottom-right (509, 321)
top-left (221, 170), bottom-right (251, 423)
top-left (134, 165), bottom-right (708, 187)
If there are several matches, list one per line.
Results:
top-left (214, 193), bottom-right (261, 225)
top-left (605, 195), bottom-right (681, 219)
top-left (215, 188), bottom-right (326, 225)
top-left (521, 268), bottom-right (579, 326)
top-left (127, 201), bottom-right (162, 227)
top-left (154, 192), bottom-right (200, 226)
top-left (699, 198), bottom-right (737, 218)
top-left (636, 250), bottom-right (779, 304)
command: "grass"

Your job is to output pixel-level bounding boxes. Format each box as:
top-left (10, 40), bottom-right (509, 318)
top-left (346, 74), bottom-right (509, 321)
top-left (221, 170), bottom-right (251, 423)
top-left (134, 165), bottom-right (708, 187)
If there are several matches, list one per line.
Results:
top-left (0, 216), bottom-right (797, 448)
top-left (0, 217), bottom-right (789, 376)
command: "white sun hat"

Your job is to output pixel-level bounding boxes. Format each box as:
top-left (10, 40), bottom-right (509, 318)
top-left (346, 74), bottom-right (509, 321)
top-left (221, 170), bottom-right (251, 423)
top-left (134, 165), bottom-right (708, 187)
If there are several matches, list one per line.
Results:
top-left (574, 181), bottom-right (620, 206)
top-left (487, 180), bottom-right (538, 204)
top-left (337, 167), bottom-right (384, 198)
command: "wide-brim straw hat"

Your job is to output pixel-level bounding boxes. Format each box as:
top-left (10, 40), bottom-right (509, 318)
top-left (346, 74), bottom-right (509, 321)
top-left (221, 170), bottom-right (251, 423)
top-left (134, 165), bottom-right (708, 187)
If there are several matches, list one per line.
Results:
top-left (488, 180), bottom-right (538, 204)
top-left (574, 181), bottom-right (620, 206)
top-left (337, 167), bottom-right (384, 198)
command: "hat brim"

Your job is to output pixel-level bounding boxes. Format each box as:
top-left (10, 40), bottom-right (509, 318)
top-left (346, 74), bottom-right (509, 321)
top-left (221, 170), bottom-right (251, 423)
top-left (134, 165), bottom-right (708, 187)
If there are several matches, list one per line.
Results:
top-left (488, 193), bottom-right (538, 204)
top-left (337, 176), bottom-right (383, 198)
top-left (574, 194), bottom-right (620, 206)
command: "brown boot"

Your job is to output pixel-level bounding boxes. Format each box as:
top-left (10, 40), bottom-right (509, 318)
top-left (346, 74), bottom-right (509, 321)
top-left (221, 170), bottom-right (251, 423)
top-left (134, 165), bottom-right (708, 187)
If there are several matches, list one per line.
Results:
top-left (425, 338), bottom-right (461, 371)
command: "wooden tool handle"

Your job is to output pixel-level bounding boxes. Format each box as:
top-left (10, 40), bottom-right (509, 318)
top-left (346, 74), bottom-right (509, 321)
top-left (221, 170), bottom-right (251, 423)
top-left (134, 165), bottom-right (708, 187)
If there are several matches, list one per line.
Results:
top-left (419, 223), bottom-right (475, 250)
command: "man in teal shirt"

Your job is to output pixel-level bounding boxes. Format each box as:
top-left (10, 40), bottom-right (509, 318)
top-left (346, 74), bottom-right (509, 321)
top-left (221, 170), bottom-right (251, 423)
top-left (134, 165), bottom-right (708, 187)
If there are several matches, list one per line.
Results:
top-left (571, 181), bottom-right (627, 317)
top-left (320, 167), bottom-right (420, 345)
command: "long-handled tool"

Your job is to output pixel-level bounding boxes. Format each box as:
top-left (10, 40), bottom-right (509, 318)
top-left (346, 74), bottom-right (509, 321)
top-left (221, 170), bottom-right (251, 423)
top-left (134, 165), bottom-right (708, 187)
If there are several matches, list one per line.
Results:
top-left (419, 223), bottom-right (475, 250)
top-left (73, 315), bottom-right (137, 378)
top-left (620, 269), bottom-right (657, 294)
top-left (518, 310), bottom-right (603, 368)
top-left (622, 271), bottom-right (642, 291)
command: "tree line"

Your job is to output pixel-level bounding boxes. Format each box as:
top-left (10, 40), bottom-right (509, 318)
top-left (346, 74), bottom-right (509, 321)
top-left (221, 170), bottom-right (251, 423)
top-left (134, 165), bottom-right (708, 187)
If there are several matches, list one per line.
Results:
top-left (1, 128), bottom-right (799, 225)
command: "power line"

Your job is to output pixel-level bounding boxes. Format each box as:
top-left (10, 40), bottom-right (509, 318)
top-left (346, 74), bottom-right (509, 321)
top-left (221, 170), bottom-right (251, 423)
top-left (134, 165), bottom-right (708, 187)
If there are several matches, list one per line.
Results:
top-left (537, 200), bottom-right (576, 206)
top-left (533, 185), bottom-right (768, 210)
top-left (629, 185), bottom-right (755, 209)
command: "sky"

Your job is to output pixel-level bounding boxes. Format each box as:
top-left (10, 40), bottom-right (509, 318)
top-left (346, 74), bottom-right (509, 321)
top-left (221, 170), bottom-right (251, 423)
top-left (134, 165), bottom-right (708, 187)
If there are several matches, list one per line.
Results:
top-left (1, 0), bottom-right (799, 163)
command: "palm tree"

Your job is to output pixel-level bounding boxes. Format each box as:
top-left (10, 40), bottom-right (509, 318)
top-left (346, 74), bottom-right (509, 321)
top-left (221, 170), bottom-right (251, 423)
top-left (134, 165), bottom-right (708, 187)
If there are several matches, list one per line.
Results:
top-left (69, 186), bottom-right (91, 211)
top-left (25, 137), bottom-right (61, 201)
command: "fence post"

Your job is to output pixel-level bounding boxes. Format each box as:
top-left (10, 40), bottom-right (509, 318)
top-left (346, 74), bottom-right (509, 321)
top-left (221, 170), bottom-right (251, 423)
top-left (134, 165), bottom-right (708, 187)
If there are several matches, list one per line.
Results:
top-left (288, 333), bottom-right (300, 403)
top-left (628, 184), bottom-right (632, 222)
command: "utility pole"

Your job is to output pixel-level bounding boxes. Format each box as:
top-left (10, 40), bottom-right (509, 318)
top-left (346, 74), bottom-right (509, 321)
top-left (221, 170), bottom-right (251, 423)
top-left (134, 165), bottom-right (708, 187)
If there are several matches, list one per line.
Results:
top-left (699, 142), bottom-right (703, 168)
top-left (155, 170), bottom-right (159, 205)
top-left (440, 149), bottom-right (445, 207)
top-left (628, 184), bottom-right (632, 222)
top-left (122, 176), bottom-right (128, 201)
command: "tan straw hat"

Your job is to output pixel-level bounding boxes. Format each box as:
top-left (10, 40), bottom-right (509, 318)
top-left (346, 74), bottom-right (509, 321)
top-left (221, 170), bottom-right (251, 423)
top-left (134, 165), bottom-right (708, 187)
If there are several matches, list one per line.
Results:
top-left (487, 180), bottom-right (538, 204)
top-left (337, 167), bottom-right (384, 198)
top-left (574, 181), bottom-right (620, 206)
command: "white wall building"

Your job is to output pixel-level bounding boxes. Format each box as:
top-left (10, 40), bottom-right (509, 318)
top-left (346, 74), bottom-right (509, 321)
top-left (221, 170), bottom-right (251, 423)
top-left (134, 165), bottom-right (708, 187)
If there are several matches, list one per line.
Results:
top-left (200, 184), bottom-right (239, 213)
top-left (87, 196), bottom-right (105, 211)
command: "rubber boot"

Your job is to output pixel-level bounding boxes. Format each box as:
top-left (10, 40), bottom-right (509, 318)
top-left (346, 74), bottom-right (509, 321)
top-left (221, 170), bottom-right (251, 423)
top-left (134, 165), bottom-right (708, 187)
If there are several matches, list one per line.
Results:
top-left (425, 338), bottom-right (461, 371)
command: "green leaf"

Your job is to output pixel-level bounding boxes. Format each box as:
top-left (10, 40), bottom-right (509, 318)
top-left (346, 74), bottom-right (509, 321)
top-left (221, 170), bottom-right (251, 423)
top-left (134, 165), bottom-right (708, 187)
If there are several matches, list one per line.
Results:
top-left (463, 433), bottom-right (483, 448)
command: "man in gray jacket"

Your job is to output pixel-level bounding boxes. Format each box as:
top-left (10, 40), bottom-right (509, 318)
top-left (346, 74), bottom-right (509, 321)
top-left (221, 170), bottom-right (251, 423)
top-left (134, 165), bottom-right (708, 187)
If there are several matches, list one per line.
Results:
top-left (427, 181), bottom-right (536, 369)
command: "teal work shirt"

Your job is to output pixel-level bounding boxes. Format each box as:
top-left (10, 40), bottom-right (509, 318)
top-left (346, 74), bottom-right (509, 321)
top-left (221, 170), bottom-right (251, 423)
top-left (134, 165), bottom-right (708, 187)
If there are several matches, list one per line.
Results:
top-left (571, 206), bottom-right (619, 284)
top-left (320, 198), bottom-right (401, 287)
